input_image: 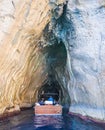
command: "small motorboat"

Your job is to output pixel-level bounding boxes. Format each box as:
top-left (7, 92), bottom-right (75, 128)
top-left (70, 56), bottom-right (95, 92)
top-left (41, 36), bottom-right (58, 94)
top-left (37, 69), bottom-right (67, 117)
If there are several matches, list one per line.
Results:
top-left (34, 104), bottom-right (62, 115)
top-left (34, 92), bottom-right (62, 115)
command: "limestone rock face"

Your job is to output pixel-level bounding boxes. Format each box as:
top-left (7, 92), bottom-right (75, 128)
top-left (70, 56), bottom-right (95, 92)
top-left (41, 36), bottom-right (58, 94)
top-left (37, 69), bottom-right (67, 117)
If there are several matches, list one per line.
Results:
top-left (64, 0), bottom-right (105, 120)
top-left (50, 0), bottom-right (105, 120)
top-left (0, 0), bottom-right (50, 114)
top-left (1, 0), bottom-right (105, 121)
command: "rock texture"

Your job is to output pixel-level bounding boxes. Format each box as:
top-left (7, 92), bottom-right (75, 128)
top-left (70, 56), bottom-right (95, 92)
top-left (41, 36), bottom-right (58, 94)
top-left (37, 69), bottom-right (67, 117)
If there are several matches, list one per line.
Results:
top-left (1, 0), bottom-right (105, 121)
top-left (50, 0), bottom-right (105, 120)
top-left (0, 0), bottom-right (68, 116)
top-left (0, 0), bottom-right (51, 114)
top-left (64, 0), bottom-right (105, 120)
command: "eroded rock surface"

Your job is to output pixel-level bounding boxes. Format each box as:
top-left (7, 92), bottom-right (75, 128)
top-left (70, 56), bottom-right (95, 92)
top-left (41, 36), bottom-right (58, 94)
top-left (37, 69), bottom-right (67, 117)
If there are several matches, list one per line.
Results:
top-left (64, 0), bottom-right (105, 120)
top-left (49, 0), bottom-right (105, 120)
top-left (1, 0), bottom-right (105, 121)
top-left (0, 0), bottom-right (51, 114)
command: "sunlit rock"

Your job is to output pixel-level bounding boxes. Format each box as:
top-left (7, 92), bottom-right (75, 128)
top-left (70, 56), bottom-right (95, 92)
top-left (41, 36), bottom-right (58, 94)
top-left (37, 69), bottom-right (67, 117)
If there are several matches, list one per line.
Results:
top-left (0, 0), bottom-right (51, 114)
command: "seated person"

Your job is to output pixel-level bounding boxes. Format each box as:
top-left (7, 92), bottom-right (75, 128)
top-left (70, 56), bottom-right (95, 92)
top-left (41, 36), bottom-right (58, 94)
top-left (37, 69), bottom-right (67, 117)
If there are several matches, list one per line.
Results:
top-left (48, 96), bottom-right (54, 101)
top-left (45, 96), bottom-right (54, 105)
top-left (39, 98), bottom-right (45, 105)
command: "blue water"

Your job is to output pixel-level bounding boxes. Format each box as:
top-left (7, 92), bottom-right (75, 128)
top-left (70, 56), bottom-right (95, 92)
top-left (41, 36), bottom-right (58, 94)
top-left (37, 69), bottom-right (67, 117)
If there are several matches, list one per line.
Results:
top-left (0, 109), bottom-right (105, 130)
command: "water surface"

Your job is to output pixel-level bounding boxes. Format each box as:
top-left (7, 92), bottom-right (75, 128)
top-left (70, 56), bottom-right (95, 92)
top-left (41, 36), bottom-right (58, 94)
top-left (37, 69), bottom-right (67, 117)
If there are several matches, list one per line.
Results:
top-left (0, 108), bottom-right (105, 130)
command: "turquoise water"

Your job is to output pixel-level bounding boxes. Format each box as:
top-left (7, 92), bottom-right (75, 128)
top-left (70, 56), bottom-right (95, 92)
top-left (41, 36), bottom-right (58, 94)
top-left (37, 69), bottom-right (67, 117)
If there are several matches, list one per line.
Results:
top-left (0, 109), bottom-right (105, 130)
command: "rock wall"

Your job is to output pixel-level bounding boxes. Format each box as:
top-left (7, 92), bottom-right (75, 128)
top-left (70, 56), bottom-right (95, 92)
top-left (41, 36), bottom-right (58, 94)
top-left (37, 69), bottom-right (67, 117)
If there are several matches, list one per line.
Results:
top-left (64, 0), bottom-right (105, 120)
top-left (50, 0), bottom-right (105, 120)
top-left (0, 0), bottom-right (50, 114)
top-left (0, 0), bottom-right (105, 121)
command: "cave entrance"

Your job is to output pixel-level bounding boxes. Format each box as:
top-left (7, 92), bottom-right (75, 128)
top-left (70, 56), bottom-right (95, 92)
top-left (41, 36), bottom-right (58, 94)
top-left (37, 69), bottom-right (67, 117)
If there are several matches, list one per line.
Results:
top-left (38, 80), bottom-right (62, 103)
top-left (36, 41), bottom-right (68, 104)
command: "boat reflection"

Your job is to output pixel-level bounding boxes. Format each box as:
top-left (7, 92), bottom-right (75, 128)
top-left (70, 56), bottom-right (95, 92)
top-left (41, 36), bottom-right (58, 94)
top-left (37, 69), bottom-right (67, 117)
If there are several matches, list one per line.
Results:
top-left (34, 115), bottom-right (63, 129)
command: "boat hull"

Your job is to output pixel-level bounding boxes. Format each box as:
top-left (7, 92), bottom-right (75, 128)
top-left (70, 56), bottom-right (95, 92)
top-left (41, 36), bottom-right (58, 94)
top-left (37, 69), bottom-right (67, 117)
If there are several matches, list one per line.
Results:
top-left (35, 105), bottom-right (62, 115)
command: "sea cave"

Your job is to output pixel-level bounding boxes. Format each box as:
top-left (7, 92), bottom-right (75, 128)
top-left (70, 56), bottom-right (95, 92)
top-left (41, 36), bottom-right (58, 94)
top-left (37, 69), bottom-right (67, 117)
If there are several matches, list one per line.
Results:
top-left (0, 0), bottom-right (105, 121)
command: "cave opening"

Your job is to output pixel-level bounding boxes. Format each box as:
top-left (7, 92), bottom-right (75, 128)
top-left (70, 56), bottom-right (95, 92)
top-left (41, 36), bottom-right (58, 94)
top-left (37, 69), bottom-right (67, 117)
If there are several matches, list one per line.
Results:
top-left (36, 41), bottom-right (68, 105)
top-left (38, 80), bottom-right (62, 103)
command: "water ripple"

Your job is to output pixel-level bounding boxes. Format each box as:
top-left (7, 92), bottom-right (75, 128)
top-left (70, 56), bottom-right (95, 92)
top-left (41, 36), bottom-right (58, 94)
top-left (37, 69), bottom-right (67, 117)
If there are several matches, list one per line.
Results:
top-left (0, 109), bottom-right (105, 130)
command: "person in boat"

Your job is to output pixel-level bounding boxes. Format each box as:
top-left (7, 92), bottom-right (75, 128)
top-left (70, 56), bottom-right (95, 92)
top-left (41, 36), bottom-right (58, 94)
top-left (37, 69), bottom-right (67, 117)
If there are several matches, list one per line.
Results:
top-left (48, 96), bottom-right (54, 102)
top-left (39, 97), bottom-right (45, 105)
top-left (53, 99), bottom-right (59, 105)
top-left (45, 96), bottom-right (54, 105)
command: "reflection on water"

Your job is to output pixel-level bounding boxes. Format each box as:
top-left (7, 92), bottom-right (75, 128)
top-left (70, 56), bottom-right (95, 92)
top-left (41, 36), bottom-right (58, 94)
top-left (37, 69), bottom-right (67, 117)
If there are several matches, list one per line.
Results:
top-left (0, 108), bottom-right (105, 130)
top-left (34, 115), bottom-right (63, 129)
